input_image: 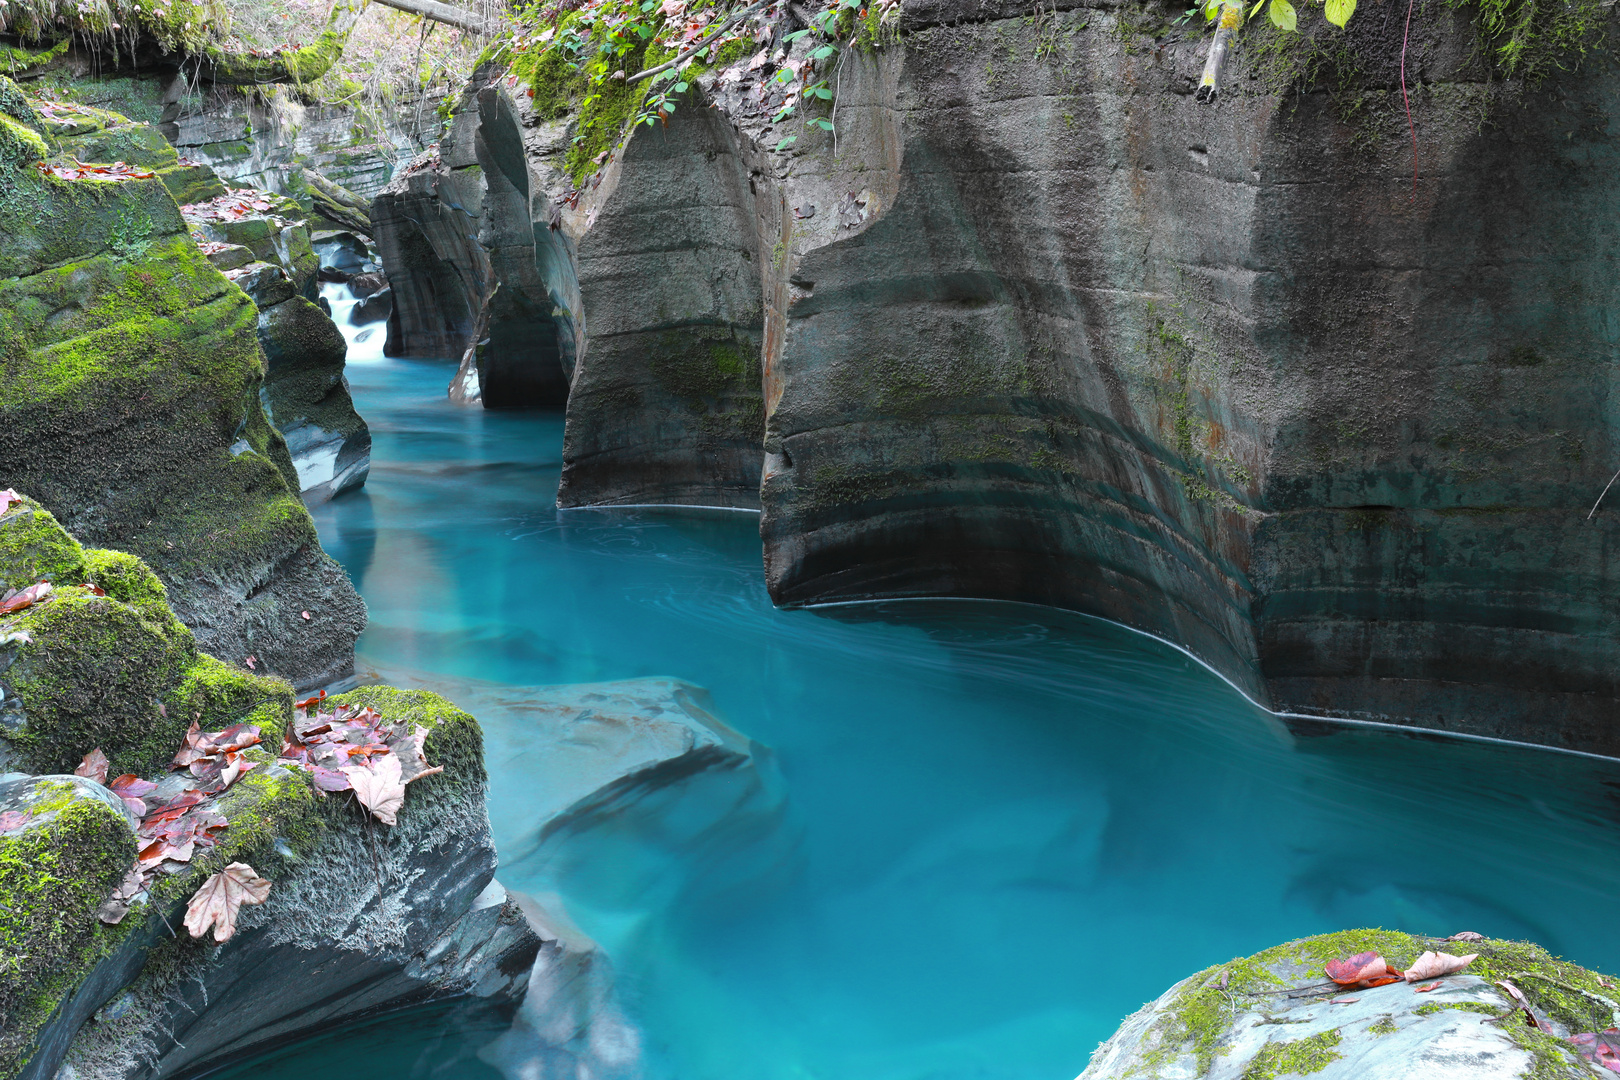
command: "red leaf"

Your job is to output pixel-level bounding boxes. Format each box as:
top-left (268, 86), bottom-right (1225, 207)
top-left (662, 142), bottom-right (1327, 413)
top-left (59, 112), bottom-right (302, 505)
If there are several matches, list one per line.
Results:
top-left (1324, 951), bottom-right (1403, 988)
top-left (0, 581), bottom-right (53, 614)
top-left (0, 810), bottom-right (33, 831)
top-left (74, 748), bottom-right (109, 785)
top-left (80, 581), bottom-right (106, 596)
top-left (1414, 982), bottom-right (1441, 992)
top-left (308, 764), bottom-right (353, 792)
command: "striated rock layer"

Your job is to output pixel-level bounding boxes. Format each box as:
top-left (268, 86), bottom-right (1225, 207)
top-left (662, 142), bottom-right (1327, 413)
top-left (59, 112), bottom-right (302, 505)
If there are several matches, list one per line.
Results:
top-left (381, 0), bottom-right (1620, 753)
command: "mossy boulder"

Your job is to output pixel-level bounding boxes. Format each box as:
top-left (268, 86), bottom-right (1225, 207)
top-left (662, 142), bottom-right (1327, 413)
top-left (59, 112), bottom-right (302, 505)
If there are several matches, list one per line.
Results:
top-left (0, 496), bottom-right (294, 778)
top-left (0, 513), bottom-right (521, 1079)
top-left (1081, 929), bottom-right (1620, 1079)
top-left (0, 76), bottom-right (364, 688)
top-left (0, 775), bottom-right (137, 1078)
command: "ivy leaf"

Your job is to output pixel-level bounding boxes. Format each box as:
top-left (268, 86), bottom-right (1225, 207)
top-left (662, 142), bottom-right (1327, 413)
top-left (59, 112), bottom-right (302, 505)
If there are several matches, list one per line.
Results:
top-left (1204, 0), bottom-right (1221, 20)
top-left (776, 134), bottom-right (799, 150)
top-left (1268, 0), bottom-right (1296, 29)
top-left (1247, 0), bottom-right (1264, 18)
top-left (674, 81), bottom-right (688, 91)
top-left (1323, 0), bottom-right (1355, 26)
top-left (810, 44), bottom-right (836, 59)
top-left (784, 27), bottom-right (811, 41)
top-left (183, 862), bottom-right (271, 943)
top-left (810, 117), bottom-right (835, 130)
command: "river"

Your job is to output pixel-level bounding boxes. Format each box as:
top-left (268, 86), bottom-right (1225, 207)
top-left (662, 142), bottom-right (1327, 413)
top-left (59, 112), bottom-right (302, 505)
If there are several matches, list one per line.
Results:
top-left (223, 286), bottom-right (1620, 1080)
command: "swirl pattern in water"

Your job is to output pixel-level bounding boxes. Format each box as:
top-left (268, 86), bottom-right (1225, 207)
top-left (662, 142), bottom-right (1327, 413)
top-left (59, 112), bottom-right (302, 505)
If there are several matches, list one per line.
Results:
top-left (234, 292), bottom-right (1620, 1080)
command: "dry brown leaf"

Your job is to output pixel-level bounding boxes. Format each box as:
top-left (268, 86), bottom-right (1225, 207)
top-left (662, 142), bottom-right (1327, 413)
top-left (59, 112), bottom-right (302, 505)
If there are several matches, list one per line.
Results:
top-left (74, 748), bottom-right (109, 785)
top-left (1404, 950), bottom-right (1478, 982)
top-left (1446, 931), bottom-right (1485, 942)
top-left (346, 753), bottom-right (406, 825)
top-left (183, 862), bottom-right (271, 943)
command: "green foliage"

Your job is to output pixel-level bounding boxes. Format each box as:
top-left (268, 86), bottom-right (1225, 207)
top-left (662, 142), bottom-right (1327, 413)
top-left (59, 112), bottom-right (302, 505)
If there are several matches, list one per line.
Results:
top-left (1452, 0), bottom-right (1607, 80)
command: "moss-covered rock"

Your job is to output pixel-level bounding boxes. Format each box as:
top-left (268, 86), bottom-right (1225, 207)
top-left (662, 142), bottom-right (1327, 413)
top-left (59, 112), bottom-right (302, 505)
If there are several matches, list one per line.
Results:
top-left (1081, 929), bottom-right (1620, 1079)
top-left (0, 76), bottom-right (364, 688)
top-left (0, 775), bottom-right (136, 1078)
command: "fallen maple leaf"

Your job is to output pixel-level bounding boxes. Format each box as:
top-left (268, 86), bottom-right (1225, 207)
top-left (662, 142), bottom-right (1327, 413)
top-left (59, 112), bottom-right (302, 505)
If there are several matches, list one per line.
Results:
top-left (74, 748), bottom-right (109, 785)
top-left (1404, 950), bottom-right (1478, 982)
top-left (1570, 1030), bottom-right (1620, 1074)
top-left (1325, 951), bottom-right (1403, 989)
top-left (345, 753), bottom-right (405, 825)
top-left (244, 654), bottom-right (256, 670)
top-left (184, 862), bottom-right (271, 943)
top-left (0, 809), bottom-right (32, 831)
top-left (80, 581), bottom-right (106, 596)
top-left (0, 489), bottom-right (20, 510)
top-left (1414, 982), bottom-right (1441, 992)
top-left (108, 774), bottom-right (156, 817)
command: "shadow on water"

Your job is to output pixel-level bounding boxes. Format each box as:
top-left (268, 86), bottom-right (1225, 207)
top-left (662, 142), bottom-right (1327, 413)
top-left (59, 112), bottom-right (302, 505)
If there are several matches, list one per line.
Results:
top-left (283, 336), bottom-right (1620, 1080)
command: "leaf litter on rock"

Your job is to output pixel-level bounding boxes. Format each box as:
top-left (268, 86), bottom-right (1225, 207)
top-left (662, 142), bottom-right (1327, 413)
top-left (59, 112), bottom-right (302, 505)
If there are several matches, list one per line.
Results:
top-left (89, 696), bottom-right (442, 935)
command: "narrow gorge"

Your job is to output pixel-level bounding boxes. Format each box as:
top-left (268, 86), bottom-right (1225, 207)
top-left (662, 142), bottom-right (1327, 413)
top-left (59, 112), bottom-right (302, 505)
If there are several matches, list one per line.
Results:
top-left (3, 0), bottom-right (1620, 1077)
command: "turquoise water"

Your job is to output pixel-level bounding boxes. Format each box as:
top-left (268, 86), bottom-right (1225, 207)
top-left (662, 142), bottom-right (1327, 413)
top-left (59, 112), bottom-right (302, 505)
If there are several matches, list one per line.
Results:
top-left (280, 300), bottom-right (1620, 1080)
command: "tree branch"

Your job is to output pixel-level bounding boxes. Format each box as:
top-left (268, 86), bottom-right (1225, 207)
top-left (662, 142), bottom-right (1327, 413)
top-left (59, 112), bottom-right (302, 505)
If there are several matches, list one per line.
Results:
top-left (371, 0), bottom-right (501, 35)
top-left (201, 0), bottom-right (371, 85)
top-left (628, 0), bottom-right (772, 84)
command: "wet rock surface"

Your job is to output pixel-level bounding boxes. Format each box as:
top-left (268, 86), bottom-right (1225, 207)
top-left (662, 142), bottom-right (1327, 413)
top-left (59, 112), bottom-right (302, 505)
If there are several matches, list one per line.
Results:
top-left (185, 193), bottom-right (374, 507)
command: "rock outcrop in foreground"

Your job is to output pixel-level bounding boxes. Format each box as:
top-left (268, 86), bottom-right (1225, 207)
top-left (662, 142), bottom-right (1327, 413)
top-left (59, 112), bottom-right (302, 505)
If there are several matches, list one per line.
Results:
top-left (1083, 930), bottom-right (1620, 1080)
top-left (0, 77), bottom-right (364, 687)
top-left (0, 499), bottom-right (534, 1080)
top-left (375, 1), bottom-right (1620, 752)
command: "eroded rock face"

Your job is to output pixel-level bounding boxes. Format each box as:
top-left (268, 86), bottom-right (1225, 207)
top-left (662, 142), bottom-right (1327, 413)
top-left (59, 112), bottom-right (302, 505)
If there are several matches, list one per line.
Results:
top-left (388, 0), bottom-right (1620, 751)
top-left (184, 191), bottom-right (374, 506)
top-left (371, 76), bottom-right (577, 408)
top-left (0, 83), bottom-right (364, 689)
top-left (1079, 930), bottom-right (1619, 1080)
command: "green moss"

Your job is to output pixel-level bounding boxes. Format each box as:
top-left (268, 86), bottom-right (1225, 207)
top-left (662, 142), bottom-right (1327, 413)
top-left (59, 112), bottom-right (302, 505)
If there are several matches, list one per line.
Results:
top-left (1242, 1028), bottom-right (1343, 1080)
top-left (164, 654), bottom-right (294, 739)
top-left (0, 113), bottom-right (46, 167)
top-left (1368, 1015), bottom-right (1400, 1035)
top-left (81, 548), bottom-right (168, 616)
top-left (1413, 1001), bottom-right (1502, 1016)
top-left (0, 500), bottom-right (89, 591)
top-left (4, 588), bottom-right (197, 776)
top-left (0, 787), bottom-right (135, 1078)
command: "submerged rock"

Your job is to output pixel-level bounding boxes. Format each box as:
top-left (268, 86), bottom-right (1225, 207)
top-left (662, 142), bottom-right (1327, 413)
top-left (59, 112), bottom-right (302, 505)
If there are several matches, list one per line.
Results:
top-left (0, 80), bottom-right (364, 688)
top-left (1080, 930), bottom-right (1620, 1080)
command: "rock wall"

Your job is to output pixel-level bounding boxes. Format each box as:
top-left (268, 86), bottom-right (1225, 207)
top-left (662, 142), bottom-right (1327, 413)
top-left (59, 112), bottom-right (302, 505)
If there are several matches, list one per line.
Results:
top-left (385, 1), bottom-right (1620, 753)
top-left (371, 77), bottom-right (578, 408)
top-left (0, 80), bottom-right (365, 689)
top-left (183, 192), bottom-right (373, 504)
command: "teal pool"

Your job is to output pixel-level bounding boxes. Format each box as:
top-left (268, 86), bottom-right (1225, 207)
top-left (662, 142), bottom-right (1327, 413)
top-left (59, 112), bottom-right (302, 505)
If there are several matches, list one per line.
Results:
top-left (278, 312), bottom-right (1620, 1080)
